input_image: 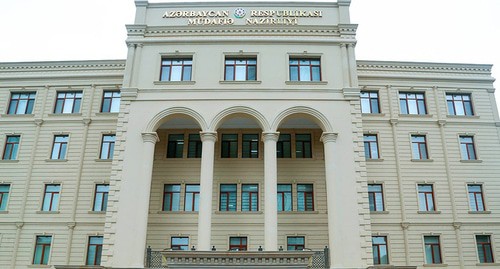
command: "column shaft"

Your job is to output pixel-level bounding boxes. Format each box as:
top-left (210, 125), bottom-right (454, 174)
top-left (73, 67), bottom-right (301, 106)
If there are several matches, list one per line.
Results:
top-left (263, 132), bottom-right (279, 251)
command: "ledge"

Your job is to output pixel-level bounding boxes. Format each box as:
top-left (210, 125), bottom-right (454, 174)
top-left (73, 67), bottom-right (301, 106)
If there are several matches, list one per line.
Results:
top-left (36, 210), bottom-right (60, 214)
top-left (411, 159), bottom-right (434, 162)
top-left (157, 211), bottom-right (198, 214)
top-left (48, 113), bottom-right (82, 117)
top-left (476, 263), bottom-right (500, 266)
top-left (460, 160), bottom-right (483, 163)
top-left (219, 80), bottom-right (262, 84)
top-left (398, 114), bottom-right (434, 118)
top-left (447, 115), bottom-right (480, 119)
top-left (154, 80), bottom-right (196, 85)
top-left (0, 211), bottom-right (9, 214)
top-left (366, 158), bottom-right (384, 162)
top-left (45, 159), bottom-right (68, 162)
top-left (423, 264), bottom-right (448, 267)
top-left (94, 159), bottom-right (112, 162)
top-left (87, 211), bottom-right (106, 214)
top-left (28, 265), bottom-right (52, 268)
top-left (94, 112), bottom-right (119, 117)
top-left (215, 211), bottom-right (263, 214)
top-left (468, 210), bottom-right (492, 214)
top-left (0, 113), bottom-right (35, 118)
top-left (278, 211), bottom-right (320, 214)
top-left (370, 211), bottom-right (390, 214)
top-left (362, 113), bottom-right (386, 117)
top-left (285, 81), bottom-right (328, 85)
top-left (418, 211), bottom-right (441, 214)
top-left (0, 160), bottom-right (19, 163)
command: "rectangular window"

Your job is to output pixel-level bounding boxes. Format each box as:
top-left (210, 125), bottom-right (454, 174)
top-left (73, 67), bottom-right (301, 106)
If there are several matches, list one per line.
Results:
top-left (101, 91), bottom-right (120, 113)
top-left (477, 235), bottom-right (494, 263)
top-left (468, 184), bottom-right (485, 211)
top-left (86, 236), bottom-right (103, 266)
top-left (424, 236), bottom-right (442, 264)
top-left (399, 92), bottom-right (426, 115)
top-left (360, 91), bottom-right (380, 114)
top-left (0, 184), bottom-right (10, 211)
top-left (93, 184), bottom-right (109, 212)
top-left (411, 135), bottom-right (428, 159)
top-left (277, 134), bottom-right (291, 158)
top-left (364, 135), bottom-right (379, 159)
top-left (221, 134), bottom-right (238, 158)
top-left (42, 184), bottom-right (60, 211)
top-left (51, 135), bottom-right (69, 160)
top-left (54, 91), bottom-right (82, 114)
top-left (3, 135), bottom-right (20, 160)
top-left (297, 184), bottom-right (314, 211)
top-left (241, 184), bottom-right (258, 211)
top-left (460, 136), bottom-right (477, 160)
top-left (447, 93), bottom-right (473, 116)
top-left (372, 236), bottom-right (389, 265)
top-left (163, 184), bottom-right (181, 211)
top-left (242, 134), bottom-right (259, 158)
top-left (33, 235), bottom-right (52, 265)
top-left (8, 92), bottom-right (36, 114)
top-left (187, 134), bottom-right (202, 158)
top-left (160, 58), bottom-right (192, 81)
top-left (418, 184), bottom-right (435, 211)
top-left (171, 237), bottom-right (189, 250)
top-left (368, 184), bottom-right (384, 212)
top-left (184, 184), bottom-right (200, 212)
top-left (289, 58), bottom-right (321, 81)
top-left (220, 184), bottom-right (237, 211)
top-left (287, 236), bottom-right (305, 251)
top-left (229, 236), bottom-right (247, 251)
top-left (277, 184), bottom-right (292, 212)
top-left (225, 58), bottom-right (257, 81)
top-left (100, 134), bottom-right (115, 159)
top-left (295, 134), bottom-right (312, 158)
top-left (167, 134), bottom-right (184, 158)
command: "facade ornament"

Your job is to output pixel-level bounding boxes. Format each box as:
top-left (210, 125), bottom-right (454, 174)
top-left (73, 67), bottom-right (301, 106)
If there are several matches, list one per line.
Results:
top-left (262, 132), bottom-right (280, 142)
top-left (390, 119), bottom-right (398, 126)
top-left (320, 132), bottom-right (338, 143)
top-left (15, 222), bottom-right (24, 229)
top-left (401, 222), bottom-right (410, 230)
top-left (34, 119), bottom-right (44, 127)
top-left (67, 222), bottom-right (76, 230)
top-left (83, 118), bottom-right (92, 126)
top-left (453, 222), bottom-right (462, 230)
top-left (141, 132), bottom-right (159, 144)
top-left (200, 132), bottom-right (218, 142)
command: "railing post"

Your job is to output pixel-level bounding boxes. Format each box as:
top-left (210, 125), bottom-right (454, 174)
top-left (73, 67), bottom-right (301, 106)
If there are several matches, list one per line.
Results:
top-left (146, 245), bottom-right (152, 268)
top-left (324, 246), bottom-right (329, 269)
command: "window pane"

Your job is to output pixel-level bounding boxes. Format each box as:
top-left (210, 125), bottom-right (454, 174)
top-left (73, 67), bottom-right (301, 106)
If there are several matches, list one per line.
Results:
top-left (299, 66), bottom-right (311, 81)
top-left (311, 66), bottom-right (320, 81)
top-left (290, 66), bottom-right (298, 81)
top-left (235, 65), bottom-right (246, 80)
top-left (247, 66), bottom-right (256, 80)
top-left (361, 98), bottom-right (371, 113)
top-left (182, 66), bottom-right (192, 81)
top-left (171, 65), bottom-right (182, 81)
top-left (225, 66), bottom-right (234, 80)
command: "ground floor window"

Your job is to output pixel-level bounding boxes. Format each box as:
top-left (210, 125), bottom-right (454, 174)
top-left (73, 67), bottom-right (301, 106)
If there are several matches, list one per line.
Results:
top-left (287, 236), bottom-right (305, 250)
top-left (229, 237), bottom-right (247, 251)
top-left (171, 237), bottom-right (189, 250)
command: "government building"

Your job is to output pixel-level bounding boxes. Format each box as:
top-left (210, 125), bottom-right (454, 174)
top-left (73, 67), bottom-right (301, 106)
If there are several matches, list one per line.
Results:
top-left (0, 1), bottom-right (498, 268)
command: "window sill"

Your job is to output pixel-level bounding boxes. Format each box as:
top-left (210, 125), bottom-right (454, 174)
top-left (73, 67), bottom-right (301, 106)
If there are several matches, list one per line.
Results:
top-left (0, 160), bottom-right (19, 163)
top-left (370, 211), bottom-right (389, 214)
top-left (423, 264), bottom-right (448, 267)
top-left (95, 159), bottom-right (112, 162)
top-left (215, 211), bottom-right (263, 214)
top-left (278, 211), bottom-right (319, 214)
top-left (28, 265), bottom-right (52, 268)
top-left (95, 112), bottom-right (119, 116)
top-left (157, 211), bottom-right (198, 214)
top-left (411, 159), bottom-right (434, 162)
top-left (447, 115), bottom-right (480, 119)
top-left (398, 114), bottom-right (433, 118)
top-left (469, 210), bottom-right (492, 214)
top-left (418, 211), bottom-right (441, 214)
top-left (1, 113), bottom-right (35, 118)
top-left (154, 81), bottom-right (196, 85)
top-left (45, 159), bottom-right (68, 162)
top-left (476, 263), bottom-right (500, 266)
top-left (48, 113), bottom-right (82, 117)
top-left (366, 158), bottom-right (384, 162)
top-left (285, 81), bottom-right (328, 85)
top-left (36, 210), bottom-right (60, 214)
top-left (460, 160), bottom-right (483, 163)
top-left (362, 113), bottom-right (386, 117)
top-left (0, 211), bottom-right (9, 214)
top-left (88, 210), bottom-right (106, 214)
top-left (219, 80), bottom-right (262, 84)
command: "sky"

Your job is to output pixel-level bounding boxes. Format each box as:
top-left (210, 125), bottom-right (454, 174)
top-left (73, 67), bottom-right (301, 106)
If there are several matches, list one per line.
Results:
top-left (0, 0), bottom-right (498, 93)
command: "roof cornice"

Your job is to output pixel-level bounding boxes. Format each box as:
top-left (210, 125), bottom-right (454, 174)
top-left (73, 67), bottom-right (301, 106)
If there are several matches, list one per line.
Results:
top-left (0, 60), bottom-right (126, 72)
top-left (357, 60), bottom-right (492, 74)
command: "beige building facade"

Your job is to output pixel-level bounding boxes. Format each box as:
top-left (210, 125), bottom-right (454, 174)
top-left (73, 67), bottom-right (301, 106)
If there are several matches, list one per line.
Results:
top-left (0, 1), bottom-right (498, 269)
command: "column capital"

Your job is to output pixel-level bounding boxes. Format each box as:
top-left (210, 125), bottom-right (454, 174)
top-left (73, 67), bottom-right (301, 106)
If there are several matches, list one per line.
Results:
top-left (262, 132), bottom-right (280, 142)
top-left (200, 131), bottom-right (217, 142)
top-left (141, 132), bottom-right (159, 144)
top-left (320, 132), bottom-right (338, 143)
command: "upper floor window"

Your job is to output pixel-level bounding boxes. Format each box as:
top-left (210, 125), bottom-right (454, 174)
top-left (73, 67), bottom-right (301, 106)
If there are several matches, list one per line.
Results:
top-left (368, 184), bottom-right (384, 212)
top-left (418, 184), bottom-right (435, 211)
top-left (360, 91), bottom-right (380, 114)
top-left (86, 236), bottom-right (103, 266)
top-left (163, 184), bottom-right (181, 211)
top-left (221, 134), bottom-right (238, 158)
top-left (424, 236), bottom-right (442, 264)
top-left (33, 235), bottom-right (52, 265)
top-left (241, 184), bottom-right (258, 211)
top-left (101, 91), bottom-right (120, 113)
top-left (171, 237), bottom-right (189, 250)
top-left (289, 58), bottom-right (321, 81)
top-left (220, 184), bottom-right (237, 211)
top-left (167, 134), bottom-right (184, 158)
top-left (277, 134), bottom-right (291, 158)
top-left (0, 184), bottom-right (10, 211)
top-left (160, 58), bottom-right (192, 81)
top-left (364, 135), bottom-right (379, 159)
top-left (3, 135), bottom-right (20, 160)
top-left (287, 236), bottom-right (305, 251)
top-left (187, 134), bottom-right (202, 158)
top-left (277, 184), bottom-right (292, 212)
top-left (54, 91), bottom-right (82, 114)
top-left (93, 184), bottom-right (109, 212)
top-left (51, 135), bottom-right (69, 160)
top-left (100, 134), bottom-right (115, 160)
top-left (297, 184), bottom-right (314, 211)
top-left (229, 236), bottom-right (247, 251)
top-left (225, 58), bottom-right (256, 81)
top-left (8, 92), bottom-right (36, 114)
top-left (447, 93), bottom-right (473, 116)
top-left (468, 184), bottom-right (485, 212)
top-left (42, 184), bottom-right (60, 211)
top-left (459, 136), bottom-right (477, 160)
top-left (242, 134), bottom-right (259, 158)
top-left (372, 236), bottom-right (389, 265)
top-left (184, 184), bottom-right (200, 212)
top-left (295, 134), bottom-right (312, 158)
top-left (411, 135), bottom-right (428, 160)
top-left (476, 235), bottom-right (494, 263)
top-left (399, 92), bottom-right (426, 115)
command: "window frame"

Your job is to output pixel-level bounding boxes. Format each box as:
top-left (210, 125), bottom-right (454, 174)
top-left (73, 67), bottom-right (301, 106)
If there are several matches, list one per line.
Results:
top-left (221, 134), bottom-right (239, 158)
top-left (411, 135), bottom-right (429, 160)
top-left (86, 236), bottom-right (103, 266)
top-left (476, 235), bottom-right (495, 263)
top-left (459, 135), bottom-right (477, 160)
top-left (364, 134), bottom-right (380, 159)
top-left (187, 133), bottom-right (202, 158)
top-left (423, 235), bottom-right (443, 264)
top-left (50, 135), bottom-right (69, 160)
top-left (467, 184), bottom-right (486, 212)
top-left (219, 184), bottom-right (237, 212)
top-left (3, 135), bottom-right (21, 160)
top-left (171, 236), bottom-right (190, 251)
top-left (295, 133), bottom-right (312, 158)
top-left (417, 184), bottom-right (436, 212)
top-left (159, 57), bottom-right (193, 82)
top-left (224, 57), bottom-right (257, 81)
top-left (277, 133), bottom-right (292, 158)
top-left (33, 235), bottom-right (52, 265)
top-left (277, 184), bottom-right (293, 212)
top-left (184, 184), bottom-right (200, 212)
top-left (446, 93), bottom-right (474, 116)
top-left (297, 184), bottom-right (314, 211)
top-left (167, 134), bottom-right (185, 158)
top-left (372, 236), bottom-right (389, 265)
top-left (229, 236), bottom-right (248, 251)
top-left (0, 184), bottom-right (11, 211)
top-left (287, 236), bottom-right (305, 251)
top-left (163, 184), bottom-right (181, 211)
top-left (360, 91), bottom-right (380, 114)
top-left (93, 184), bottom-right (109, 212)
top-left (399, 92), bottom-right (427, 115)
top-left (42, 184), bottom-right (61, 212)
top-left (7, 92), bottom-right (36, 115)
top-left (241, 184), bottom-right (259, 212)
top-left (242, 134), bottom-right (259, 158)
top-left (53, 91), bottom-right (83, 114)
top-left (289, 57), bottom-right (322, 82)
top-left (368, 184), bottom-right (385, 212)
top-left (100, 90), bottom-right (121, 113)
top-left (100, 134), bottom-right (116, 160)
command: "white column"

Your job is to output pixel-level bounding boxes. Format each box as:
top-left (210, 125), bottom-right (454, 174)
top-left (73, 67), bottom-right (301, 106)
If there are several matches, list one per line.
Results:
top-left (263, 132), bottom-right (279, 251)
top-left (197, 132), bottom-right (217, 251)
top-left (321, 132), bottom-right (364, 269)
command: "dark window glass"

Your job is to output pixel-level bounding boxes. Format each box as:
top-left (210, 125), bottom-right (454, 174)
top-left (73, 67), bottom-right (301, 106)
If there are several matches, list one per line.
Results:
top-left (364, 135), bottom-right (379, 159)
top-left (167, 134), bottom-right (184, 158)
top-left (399, 92), bottom-right (426, 115)
top-left (225, 58), bottom-right (257, 81)
top-left (100, 134), bottom-right (115, 159)
top-left (289, 58), bottom-right (321, 81)
top-left (163, 184), bottom-right (181, 211)
top-left (54, 91), bottom-right (82, 114)
top-left (0, 184), bottom-right (10, 211)
top-left (277, 184), bottom-right (292, 211)
top-left (93, 184), bottom-right (109, 212)
top-left (33, 236), bottom-right (52, 265)
top-left (221, 134), bottom-right (238, 158)
top-left (372, 236), bottom-right (389, 265)
top-left (360, 91), bottom-right (380, 114)
top-left (447, 93), bottom-right (474, 116)
top-left (468, 185), bottom-right (485, 211)
top-left (42, 184), bottom-right (60, 211)
top-left (277, 134), bottom-right (291, 158)
top-left (241, 184), bottom-right (258, 211)
top-left (418, 184), bottom-right (435, 211)
top-left (187, 134), bottom-right (202, 158)
top-left (424, 236), bottom-right (442, 264)
top-left (411, 135), bottom-right (428, 159)
top-left (368, 184), bottom-right (384, 212)
top-left (171, 237), bottom-right (189, 250)
top-left (3, 135), bottom-right (20, 160)
top-left (86, 236), bottom-right (103, 265)
top-left (8, 92), bottom-right (36, 114)
top-left (287, 236), bottom-right (305, 251)
top-left (184, 184), bottom-right (200, 212)
top-left (220, 184), bottom-right (237, 211)
top-left (460, 136), bottom-right (477, 160)
top-left (297, 184), bottom-right (314, 211)
top-left (242, 134), bottom-right (259, 158)
top-left (229, 237), bottom-right (247, 251)
top-left (477, 235), bottom-right (494, 263)
top-left (160, 58), bottom-right (192, 81)
top-left (101, 91), bottom-right (120, 113)
top-left (295, 134), bottom-right (312, 158)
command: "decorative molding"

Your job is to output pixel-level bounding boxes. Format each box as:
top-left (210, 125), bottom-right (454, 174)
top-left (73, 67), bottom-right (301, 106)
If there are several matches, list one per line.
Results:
top-left (262, 132), bottom-right (280, 142)
top-left (200, 132), bottom-right (218, 143)
top-left (357, 61), bottom-right (492, 73)
top-left (401, 222), bottom-right (410, 230)
top-left (343, 87), bottom-right (360, 100)
top-left (320, 132), bottom-right (338, 143)
top-left (0, 60), bottom-right (126, 71)
top-left (141, 132), bottom-right (159, 144)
